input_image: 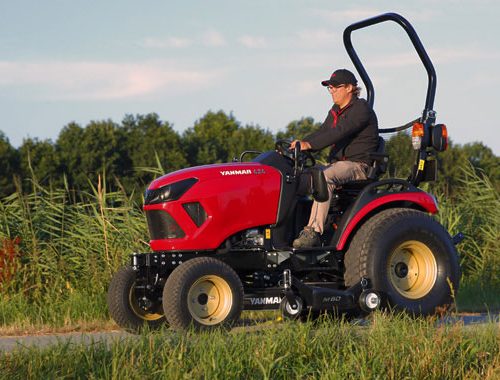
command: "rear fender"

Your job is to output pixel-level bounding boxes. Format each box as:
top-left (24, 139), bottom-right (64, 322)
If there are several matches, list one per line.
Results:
top-left (335, 191), bottom-right (438, 251)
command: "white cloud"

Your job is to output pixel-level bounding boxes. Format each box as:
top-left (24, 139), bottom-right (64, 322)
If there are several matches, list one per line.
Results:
top-left (430, 47), bottom-right (500, 64)
top-left (311, 8), bottom-right (440, 24)
top-left (312, 8), bottom-right (383, 22)
top-left (140, 36), bottom-right (192, 49)
top-left (295, 29), bottom-right (338, 48)
top-left (353, 47), bottom-right (500, 70)
top-left (0, 60), bottom-right (220, 100)
top-left (202, 29), bottom-right (226, 47)
top-left (140, 31), bottom-right (227, 49)
top-left (238, 35), bottom-right (268, 48)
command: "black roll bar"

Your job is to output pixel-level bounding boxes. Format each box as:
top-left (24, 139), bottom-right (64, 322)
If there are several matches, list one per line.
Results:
top-left (343, 12), bottom-right (437, 124)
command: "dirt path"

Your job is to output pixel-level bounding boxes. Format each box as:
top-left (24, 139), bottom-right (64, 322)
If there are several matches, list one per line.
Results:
top-left (1, 313), bottom-right (498, 352)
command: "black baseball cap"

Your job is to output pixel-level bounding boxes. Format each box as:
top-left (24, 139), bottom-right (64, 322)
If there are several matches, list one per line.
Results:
top-left (321, 69), bottom-right (357, 87)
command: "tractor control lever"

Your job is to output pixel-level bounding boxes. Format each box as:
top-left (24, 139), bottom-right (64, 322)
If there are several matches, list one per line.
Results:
top-left (294, 143), bottom-right (301, 176)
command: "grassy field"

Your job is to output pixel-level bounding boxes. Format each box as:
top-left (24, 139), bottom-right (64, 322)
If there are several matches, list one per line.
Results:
top-left (1, 313), bottom-right (499, 380)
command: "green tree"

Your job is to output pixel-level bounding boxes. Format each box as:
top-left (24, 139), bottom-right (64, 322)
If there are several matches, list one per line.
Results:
top-left (183, 111), bottom-right (240, 165)
top-left (461, 142), bottom-right (500, 187)
top-left (276, 117), bottom-right (321, 141)
top-left (56, 122), bottom-right (85, 190)
top-left (438, 140), bottom-right (500, 196)
top-left (18, 138), bottom-right (60, 190)
top-left (121, 113), bottom-right (187, 189)
top-left (79, 120), bottom-right (122, 185)
top-left (384, 132), bottom-right (414, 179)
top-left (0, 132), bottom-right (20, 197)
top-left (228, 125), bottom-right (275, 161)
top-left (55, 120), bottom-right (123, 191)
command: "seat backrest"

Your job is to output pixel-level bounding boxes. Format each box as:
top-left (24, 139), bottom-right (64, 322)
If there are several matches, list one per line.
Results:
top-left (365, 136), bottom-right (388, 180)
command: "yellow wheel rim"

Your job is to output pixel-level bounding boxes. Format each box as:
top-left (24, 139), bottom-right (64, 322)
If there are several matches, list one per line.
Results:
top-left (388, 240), bottom-right (437, 299)
top-left (129, 284), bottom-right (163, 321)
top-left (187, 275), bottom-right (233, 326)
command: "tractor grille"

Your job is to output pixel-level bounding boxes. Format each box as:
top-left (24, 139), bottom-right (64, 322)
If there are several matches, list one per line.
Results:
top-left (183, 202), bottom-right (207, 227)
top-left (145, 210), bottom-right (185, 240)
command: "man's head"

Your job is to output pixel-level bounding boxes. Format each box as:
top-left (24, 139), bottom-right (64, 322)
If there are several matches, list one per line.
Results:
top-left (322, 69), bottom-right (359, 108)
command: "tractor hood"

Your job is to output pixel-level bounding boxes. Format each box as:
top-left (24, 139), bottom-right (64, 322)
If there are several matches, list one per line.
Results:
top-left (148, 162), bottom-right (271, 190)
top-left (144, 162), bottom-right (283, 251)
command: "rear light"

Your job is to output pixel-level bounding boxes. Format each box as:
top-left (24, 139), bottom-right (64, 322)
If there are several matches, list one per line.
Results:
top-left (431, 124), bottom-right (448, 152)
top-left (183, 202), bottom-right (208, 227)
top-left (411, 122), bottom-right (424, 150)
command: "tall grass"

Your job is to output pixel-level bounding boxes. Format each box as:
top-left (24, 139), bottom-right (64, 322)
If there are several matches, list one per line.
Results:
top-left (1, 314), bottom-right (499, 379)
top-left (435, 162), bottom-right (500, 285)
top-left (0, 174), bottom-right (148, 329)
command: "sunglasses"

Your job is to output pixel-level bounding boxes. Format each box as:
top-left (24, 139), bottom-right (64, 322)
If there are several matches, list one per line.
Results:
top-left (327, 84), bottom-right (346, 91)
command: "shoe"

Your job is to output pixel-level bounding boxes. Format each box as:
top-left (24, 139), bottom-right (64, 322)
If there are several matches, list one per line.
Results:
top-left (293, 226), bottom-right (321, 248)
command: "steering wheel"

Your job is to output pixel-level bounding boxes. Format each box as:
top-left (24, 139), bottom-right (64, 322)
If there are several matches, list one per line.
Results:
top-left (275, 139), bottom-right (316, 168)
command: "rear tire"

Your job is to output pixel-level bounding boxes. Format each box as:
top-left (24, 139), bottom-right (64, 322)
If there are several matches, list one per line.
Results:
top-left (107, 266), bottom-right (166, 332)
top-left (163, 257), bottom-right (244, 330)
top-left (344, 208), bottom-right (460, 315)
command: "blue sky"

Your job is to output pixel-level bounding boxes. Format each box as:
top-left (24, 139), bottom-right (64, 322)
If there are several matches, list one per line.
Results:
top-left (1, 0), bottom-right (499, 154)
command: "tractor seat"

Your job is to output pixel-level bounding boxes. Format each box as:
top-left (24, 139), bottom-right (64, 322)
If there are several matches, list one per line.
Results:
top-left (339, 136), bottom-right (388, 191)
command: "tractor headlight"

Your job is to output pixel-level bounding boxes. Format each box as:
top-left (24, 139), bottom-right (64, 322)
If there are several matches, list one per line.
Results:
top-left (144, 178), bottom-right (198, 205)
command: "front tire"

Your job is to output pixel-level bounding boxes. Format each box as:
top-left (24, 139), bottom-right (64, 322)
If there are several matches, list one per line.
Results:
top-left (163, 257), bottom-right (244, 330)
top-left (107, 266), bottom-right (166, 332)
top-left (344, 208), bottom-right (460, 315)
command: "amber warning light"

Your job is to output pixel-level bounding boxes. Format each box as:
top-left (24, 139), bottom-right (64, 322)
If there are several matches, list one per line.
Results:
top-left (411, 122), bottom-right (424, 150)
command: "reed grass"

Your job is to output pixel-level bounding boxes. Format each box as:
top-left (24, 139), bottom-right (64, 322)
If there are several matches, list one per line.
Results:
top-left (435, 162), bottom-right (500, 285)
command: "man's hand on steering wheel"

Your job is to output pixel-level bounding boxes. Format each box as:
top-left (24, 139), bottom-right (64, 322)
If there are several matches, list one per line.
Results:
top-left (275, 139), bottom-right (316, 168)
top-left (290, 140), bottom-right (312, 151)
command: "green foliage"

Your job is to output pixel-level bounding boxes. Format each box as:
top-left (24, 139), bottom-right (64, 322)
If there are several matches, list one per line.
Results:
top-left (383, 133), bottom-right (499, 196)
top-left (0, 173), bottom-right (148, 300)
top-left (229, 125), bottom-right (275, 161)
top-left (436, 162), bottom-right (500, 284)
top-left (276, 117), bottom-right (321, 141)
top-left (0, 132), bottom-right (19, 197)
top-left (120, 113), bottom-right (187, 189)
top-left (183, 110), bottom-right (240, 165)
top-left (55, 122), bottom-right (86, 189)
top-left (182, 110), bottom-right (275, 165)
top-left (384, 132), bottom-right (414, 179)
top-left (18, 138), bottom-right (60, 188)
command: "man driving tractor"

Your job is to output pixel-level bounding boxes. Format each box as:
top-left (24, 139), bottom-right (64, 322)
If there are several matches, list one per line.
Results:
top-left (291, 68), bottom-right (379, 248)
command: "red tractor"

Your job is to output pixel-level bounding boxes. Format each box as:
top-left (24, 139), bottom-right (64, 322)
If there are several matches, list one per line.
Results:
top-left (108, 13), bottom-right (462, 331)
